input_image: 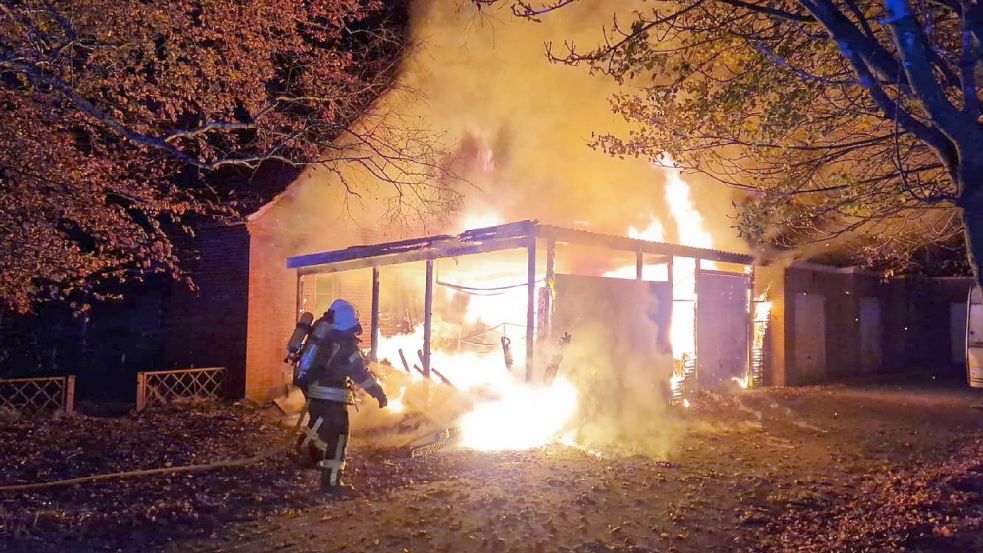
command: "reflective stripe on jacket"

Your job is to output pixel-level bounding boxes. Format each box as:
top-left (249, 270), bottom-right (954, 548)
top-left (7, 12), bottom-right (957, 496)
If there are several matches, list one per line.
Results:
top-left (307, 383), bottom-right (354, 404)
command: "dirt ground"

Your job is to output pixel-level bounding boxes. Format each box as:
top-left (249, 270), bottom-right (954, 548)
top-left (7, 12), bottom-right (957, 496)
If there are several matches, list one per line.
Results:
top-left (3, 375), bottom-right (983, 552)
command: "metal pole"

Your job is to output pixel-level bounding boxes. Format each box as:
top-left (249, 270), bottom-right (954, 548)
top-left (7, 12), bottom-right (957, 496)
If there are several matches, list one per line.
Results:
top-left (526, 237), bottom-right (537, 383)
top-left (636, 250), bottom-right (643, 280)
top-left (423, 259), bottom-right (434, 377)
top-left (370, 267), bottom-right (380, 362)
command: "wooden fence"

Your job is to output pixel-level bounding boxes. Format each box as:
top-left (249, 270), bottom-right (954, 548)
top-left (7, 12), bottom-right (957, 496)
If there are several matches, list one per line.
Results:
top-left (135, 367), bottom-right (225, 412)
top-left (0, 376), bottom-right (75, 415)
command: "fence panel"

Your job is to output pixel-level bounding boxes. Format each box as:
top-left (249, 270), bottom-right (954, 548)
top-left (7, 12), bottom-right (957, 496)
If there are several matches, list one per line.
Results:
top-left (136, 367), bottom-right (225, 412)
top-left (0, 376), bottom-right (75, 415)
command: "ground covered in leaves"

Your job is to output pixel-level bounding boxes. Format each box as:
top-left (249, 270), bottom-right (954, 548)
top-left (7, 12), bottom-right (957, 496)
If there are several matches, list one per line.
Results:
top-left (3, 377), bottom-right (983, 552)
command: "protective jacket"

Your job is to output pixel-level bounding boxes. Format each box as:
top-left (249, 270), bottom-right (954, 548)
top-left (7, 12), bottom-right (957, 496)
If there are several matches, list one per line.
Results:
top-left (304, 329), bottom-right (385, 404)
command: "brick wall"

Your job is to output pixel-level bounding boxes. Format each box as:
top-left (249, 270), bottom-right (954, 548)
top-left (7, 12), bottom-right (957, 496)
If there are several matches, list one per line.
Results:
top-left (162, 224), bottom-right (251, 397)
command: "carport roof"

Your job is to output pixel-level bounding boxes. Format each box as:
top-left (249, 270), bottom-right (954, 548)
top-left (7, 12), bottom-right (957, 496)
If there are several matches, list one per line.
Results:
top-left (286, 220), bottom-right (754, 275)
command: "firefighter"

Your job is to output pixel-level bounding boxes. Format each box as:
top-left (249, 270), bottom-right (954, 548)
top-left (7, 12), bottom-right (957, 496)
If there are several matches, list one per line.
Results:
top-left (295, 299), bottom-right (387, 493)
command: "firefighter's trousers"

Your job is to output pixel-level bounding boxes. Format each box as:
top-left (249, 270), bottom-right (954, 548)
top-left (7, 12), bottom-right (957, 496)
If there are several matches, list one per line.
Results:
top-left (298, 399), bottom-right (350, 489)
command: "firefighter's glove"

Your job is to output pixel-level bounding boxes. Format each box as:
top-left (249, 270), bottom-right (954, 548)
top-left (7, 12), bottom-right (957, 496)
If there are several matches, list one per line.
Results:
top-left (366, 383), bottom-right (388, 409)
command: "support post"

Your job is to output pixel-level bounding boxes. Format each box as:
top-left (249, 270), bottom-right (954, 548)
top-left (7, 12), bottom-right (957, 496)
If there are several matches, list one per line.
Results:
top-left (636, 250), bottom-right (644, 280)
top-left (64, 375), bottom-right (75, 415)
top-left (747, 267), bottom-right (756, 388)
top-left (526, 237), bottom-right (537, 383)
top-left (295, 272), bottom-right (303, 316)
top-left (543, 239), bottom-right (556, 341)
top-left (667, 256), bottom-right (674, 286)
top-left (370, 267), bottom-right (380, 362)
top-left (136, 372), bottom-right (146, 413)
top-left (423, 259), bottom-right (434, 377)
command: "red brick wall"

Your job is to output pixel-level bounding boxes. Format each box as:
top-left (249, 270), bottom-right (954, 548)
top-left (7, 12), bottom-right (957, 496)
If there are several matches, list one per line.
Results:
top-left (243, 177), bottom-right (410, 402)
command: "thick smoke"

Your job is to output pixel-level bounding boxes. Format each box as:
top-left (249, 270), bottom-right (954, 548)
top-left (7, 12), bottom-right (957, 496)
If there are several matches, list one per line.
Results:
top-left (401, 1), bottom-right (747, 251)
top-left (559, 321), bottom-right (683, 459)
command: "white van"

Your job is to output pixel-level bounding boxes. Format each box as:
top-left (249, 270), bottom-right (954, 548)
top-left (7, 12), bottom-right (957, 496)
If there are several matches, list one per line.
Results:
top-left (967, 287), bottom-right (983, 388)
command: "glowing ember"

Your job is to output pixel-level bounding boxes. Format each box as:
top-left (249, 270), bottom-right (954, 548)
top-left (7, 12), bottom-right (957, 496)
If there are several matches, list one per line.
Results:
top-left (457, 377), bottom-right (578, 451)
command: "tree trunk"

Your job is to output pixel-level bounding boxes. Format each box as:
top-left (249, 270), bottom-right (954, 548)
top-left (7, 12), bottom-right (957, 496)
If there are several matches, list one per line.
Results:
top-left (961, 167), bottom-right (983, 289)
top-left (963, 205), bottom-right (983, 288)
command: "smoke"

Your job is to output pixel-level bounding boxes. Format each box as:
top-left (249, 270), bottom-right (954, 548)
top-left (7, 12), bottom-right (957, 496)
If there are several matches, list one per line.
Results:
top-left (258, 0), bottom-right (749, 260)
top-left (400, 1), bottom-right (747, 251)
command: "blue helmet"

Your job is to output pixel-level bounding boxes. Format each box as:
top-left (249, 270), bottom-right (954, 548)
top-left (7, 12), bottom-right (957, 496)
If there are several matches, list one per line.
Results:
top-left (328, 299), bottom-right (359, 332)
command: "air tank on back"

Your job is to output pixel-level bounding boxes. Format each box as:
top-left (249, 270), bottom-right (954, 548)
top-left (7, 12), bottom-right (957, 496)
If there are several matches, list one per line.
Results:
top-left (286, 312), bottom-right (314, 357)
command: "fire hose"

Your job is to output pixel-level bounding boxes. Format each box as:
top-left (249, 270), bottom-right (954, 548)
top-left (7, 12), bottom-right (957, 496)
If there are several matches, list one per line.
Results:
top-left (0, 401), bottom-right (458, 493)
top-left (0, 403), bottom-right (315, 494)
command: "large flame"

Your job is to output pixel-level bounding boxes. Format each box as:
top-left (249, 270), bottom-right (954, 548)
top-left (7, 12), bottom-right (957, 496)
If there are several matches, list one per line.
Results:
top-left (457, 377), bottom-right (578, 450)
top-left (373, 263), bottom-right (579, 451)
top-left (375, 324), bottom-right (580, 450)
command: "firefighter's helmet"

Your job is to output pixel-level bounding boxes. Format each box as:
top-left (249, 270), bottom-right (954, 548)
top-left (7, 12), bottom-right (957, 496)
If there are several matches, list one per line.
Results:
top-left (328, 299), bottom-right (359, 332)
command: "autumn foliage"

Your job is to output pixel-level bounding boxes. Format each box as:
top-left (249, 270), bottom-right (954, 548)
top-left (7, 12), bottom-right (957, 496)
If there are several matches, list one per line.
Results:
top-left (0, 0), bottom-right (408, 313)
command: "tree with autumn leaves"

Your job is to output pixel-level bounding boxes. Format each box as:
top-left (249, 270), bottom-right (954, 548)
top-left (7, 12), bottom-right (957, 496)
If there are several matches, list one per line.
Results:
top-left (0, 0), bottom-right (441, 314)
top-left (481, 0), bottom-right (983, 280)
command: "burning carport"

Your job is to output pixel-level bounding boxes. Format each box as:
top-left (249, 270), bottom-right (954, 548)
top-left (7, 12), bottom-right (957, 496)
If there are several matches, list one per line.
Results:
top-left (285, 220), bottom-right (760, 405)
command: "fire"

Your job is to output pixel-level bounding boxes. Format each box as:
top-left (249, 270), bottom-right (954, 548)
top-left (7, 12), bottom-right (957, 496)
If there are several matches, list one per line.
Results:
top-left (661, 156), bottom-right (713, 251)
top-left (373, 262), bottom-right (577, 451)
top-left (457, 211), bottom-right (503, 232)
top-left (628, 218), bottom-right (665, 242)
top-left (754, 296), bottom-right (773, 323)
top-left (601, 158), bottom-right (715, 401)
top-left (457, 377), bottom-right (578, 451)
top-left (374, 324), bottom-right (579, 450)
top-left (387, 393), bottom-right (406, 414)
top-left (369, 157), bottom-right (730, 447)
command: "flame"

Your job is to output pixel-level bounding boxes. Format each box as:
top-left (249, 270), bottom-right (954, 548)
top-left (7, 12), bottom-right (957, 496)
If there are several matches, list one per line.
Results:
top-left (457, 377), bottom-right (578, 451)
top-left (628, 218), bottom-right (665, 242)
top-left (754, 297), bottom-right (773, 323)
top-left (373, 262), bottom-right (578, 451)
top-left (457, 211), bottom-right (503, 232)
top-left (371, 155), bottom-right (727, 446)
top-left (662, 156), bottom-right (713, 251)
top-left (375, 324), bottom-right (578, 450)
top-left (615, 158), bottom-right (715, 401)
top-left (387, 393), bottom-right (406, 414)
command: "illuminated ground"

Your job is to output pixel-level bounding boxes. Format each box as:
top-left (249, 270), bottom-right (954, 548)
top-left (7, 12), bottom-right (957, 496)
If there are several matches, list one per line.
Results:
top-left (3, 375), bottom-right (983, 552)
